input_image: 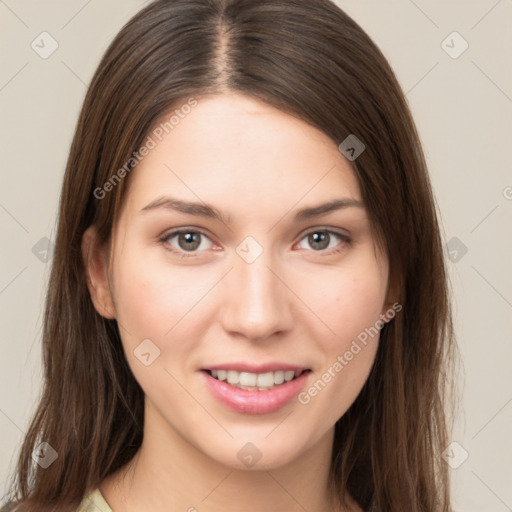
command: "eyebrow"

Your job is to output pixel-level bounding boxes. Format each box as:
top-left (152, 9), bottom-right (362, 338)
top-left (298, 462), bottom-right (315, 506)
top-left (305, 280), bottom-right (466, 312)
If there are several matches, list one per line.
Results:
top-left (140, 196), bottom-right (364, 224)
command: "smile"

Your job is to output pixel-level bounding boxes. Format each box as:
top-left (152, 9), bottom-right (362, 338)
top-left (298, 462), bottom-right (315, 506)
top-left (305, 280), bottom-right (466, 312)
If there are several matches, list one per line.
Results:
top-left (201, 366), bottom-right (312, 415)
top-left (207, 369), bottom-right (305, 391)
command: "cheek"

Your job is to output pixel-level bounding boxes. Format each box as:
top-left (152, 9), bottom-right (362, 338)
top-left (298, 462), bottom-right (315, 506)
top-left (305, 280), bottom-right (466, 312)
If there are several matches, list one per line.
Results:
top-left (337, 274), bottom-right (385, 336)
top-left (112, 251), bottom-right (203, 337)
top-left (110, 250), bottom-right (221, 384)
top-left (109, 252), bottom-right (206, 398)
top-left (300, 258), bottom-right (387, 345)
top-left (293, 260), bottom-right (386, 416)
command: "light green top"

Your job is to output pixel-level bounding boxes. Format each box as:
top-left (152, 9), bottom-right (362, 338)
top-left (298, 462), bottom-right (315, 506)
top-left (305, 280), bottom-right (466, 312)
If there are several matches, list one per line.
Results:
top-left (0, 489), bottom-right (113, 512)
top-left (76, 489), bottom-right (113, 512)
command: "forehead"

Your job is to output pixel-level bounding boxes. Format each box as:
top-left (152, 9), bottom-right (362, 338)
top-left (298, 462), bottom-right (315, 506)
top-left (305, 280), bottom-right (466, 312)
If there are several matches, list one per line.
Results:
top-left (122, 93), bottom-right (362, 218)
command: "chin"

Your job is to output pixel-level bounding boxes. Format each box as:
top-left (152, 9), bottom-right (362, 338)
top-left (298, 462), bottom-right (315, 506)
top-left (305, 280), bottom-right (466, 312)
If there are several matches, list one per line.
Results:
top-left (202, 431), bottom-right (316, 472)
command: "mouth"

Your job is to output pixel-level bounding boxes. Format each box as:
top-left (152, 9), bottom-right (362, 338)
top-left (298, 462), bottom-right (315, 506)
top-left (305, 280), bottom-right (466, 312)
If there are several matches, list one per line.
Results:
top-left (203, 368), bottom-right (310, 391)
top-left (201, 367), bottom-right (312, 414)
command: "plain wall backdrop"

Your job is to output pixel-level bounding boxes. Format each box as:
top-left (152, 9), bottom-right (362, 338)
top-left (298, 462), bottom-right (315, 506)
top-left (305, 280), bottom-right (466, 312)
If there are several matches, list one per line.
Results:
top-left (1, 1), bottom-right (511, 510)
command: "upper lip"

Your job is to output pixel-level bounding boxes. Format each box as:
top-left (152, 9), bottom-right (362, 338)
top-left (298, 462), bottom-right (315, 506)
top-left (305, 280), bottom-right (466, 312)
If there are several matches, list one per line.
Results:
top-left (202, 362), bottom-right (310, 373)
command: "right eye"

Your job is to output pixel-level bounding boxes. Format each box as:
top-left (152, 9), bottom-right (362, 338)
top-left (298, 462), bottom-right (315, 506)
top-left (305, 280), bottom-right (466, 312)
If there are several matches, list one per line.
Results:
top-left (160, 229), bottom-right (215, 257)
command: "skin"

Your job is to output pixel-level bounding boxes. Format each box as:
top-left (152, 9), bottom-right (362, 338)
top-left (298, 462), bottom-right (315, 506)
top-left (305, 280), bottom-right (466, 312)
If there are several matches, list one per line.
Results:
top-left (82, 92), bottom-right (394, 512)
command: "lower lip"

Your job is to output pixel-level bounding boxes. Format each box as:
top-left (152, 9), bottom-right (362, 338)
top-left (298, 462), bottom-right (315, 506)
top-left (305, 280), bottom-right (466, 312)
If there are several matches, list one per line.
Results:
top-left (201, 370), bottom-right (311, 415)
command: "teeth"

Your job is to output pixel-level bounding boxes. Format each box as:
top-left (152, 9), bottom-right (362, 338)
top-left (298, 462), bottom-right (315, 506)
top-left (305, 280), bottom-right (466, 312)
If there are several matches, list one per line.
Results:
top-left (209, 369), bottom-right (304, 390)
top-left (284, 370), bottom-right (295, 382)
top-left (227, 370), bottom-right (240, 385)
top-left (274, 371), bottom-right (284, 385)
top-left (239, 372), bottom-right (257, 387)
top-left (256, 372), bottom-right (274, 387)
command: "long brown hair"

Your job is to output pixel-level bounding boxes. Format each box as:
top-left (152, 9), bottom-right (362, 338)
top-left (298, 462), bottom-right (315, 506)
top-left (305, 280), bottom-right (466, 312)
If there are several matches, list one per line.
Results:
top-left (3, 1), bottom-right (458, 510)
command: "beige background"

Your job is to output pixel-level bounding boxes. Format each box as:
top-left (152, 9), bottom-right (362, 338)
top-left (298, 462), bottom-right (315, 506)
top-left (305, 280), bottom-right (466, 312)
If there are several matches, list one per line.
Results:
top-left (1, 1), bottom-right (511, 510)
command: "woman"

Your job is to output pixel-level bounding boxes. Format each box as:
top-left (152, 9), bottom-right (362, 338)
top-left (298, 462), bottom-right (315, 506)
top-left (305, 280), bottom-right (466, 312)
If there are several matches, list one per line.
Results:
top-left (2, 0), bottom-right (457, 510)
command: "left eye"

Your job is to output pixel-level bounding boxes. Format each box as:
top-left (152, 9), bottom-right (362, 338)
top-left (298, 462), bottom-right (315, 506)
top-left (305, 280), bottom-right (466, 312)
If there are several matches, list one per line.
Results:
top-left (296, 230), bottom-right (348, 252)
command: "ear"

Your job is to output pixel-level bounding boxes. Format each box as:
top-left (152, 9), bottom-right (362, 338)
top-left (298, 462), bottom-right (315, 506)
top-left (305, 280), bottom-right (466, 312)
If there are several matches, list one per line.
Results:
top-left (81, 225), bottom-right (116, 319)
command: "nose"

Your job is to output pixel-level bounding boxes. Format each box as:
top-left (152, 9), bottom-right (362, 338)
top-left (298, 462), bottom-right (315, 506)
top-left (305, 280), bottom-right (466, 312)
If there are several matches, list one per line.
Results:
top-left (220, 249), bottom-right (294, 342)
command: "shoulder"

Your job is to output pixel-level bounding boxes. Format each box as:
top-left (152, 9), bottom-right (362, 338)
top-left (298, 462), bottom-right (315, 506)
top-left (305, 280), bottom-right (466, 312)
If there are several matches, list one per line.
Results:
top-left (0, 500), bottom-right (20, 512)
top-left (76, 488), bottom-right (113, 512)
top-left (0, 502), bottom-right (19, 512)
top-left (0, 489), bottom-right (113, 512)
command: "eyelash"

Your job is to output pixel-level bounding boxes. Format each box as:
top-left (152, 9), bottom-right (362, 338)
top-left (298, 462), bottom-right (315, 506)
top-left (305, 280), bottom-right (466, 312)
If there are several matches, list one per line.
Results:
top-left (158, 228), bottom-right (351, 259)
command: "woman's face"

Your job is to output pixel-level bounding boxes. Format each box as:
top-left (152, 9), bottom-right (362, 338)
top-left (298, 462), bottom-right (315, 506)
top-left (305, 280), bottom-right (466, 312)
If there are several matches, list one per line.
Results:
top-left (93, 92), bottom-right (392, 470)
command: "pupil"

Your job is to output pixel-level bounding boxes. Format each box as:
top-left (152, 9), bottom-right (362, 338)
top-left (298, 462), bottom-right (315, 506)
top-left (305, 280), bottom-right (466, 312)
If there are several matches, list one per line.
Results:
top-left (309, 231), bottom-right (329, 250)
top-left (179, 232), bottom-right (200, 251)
